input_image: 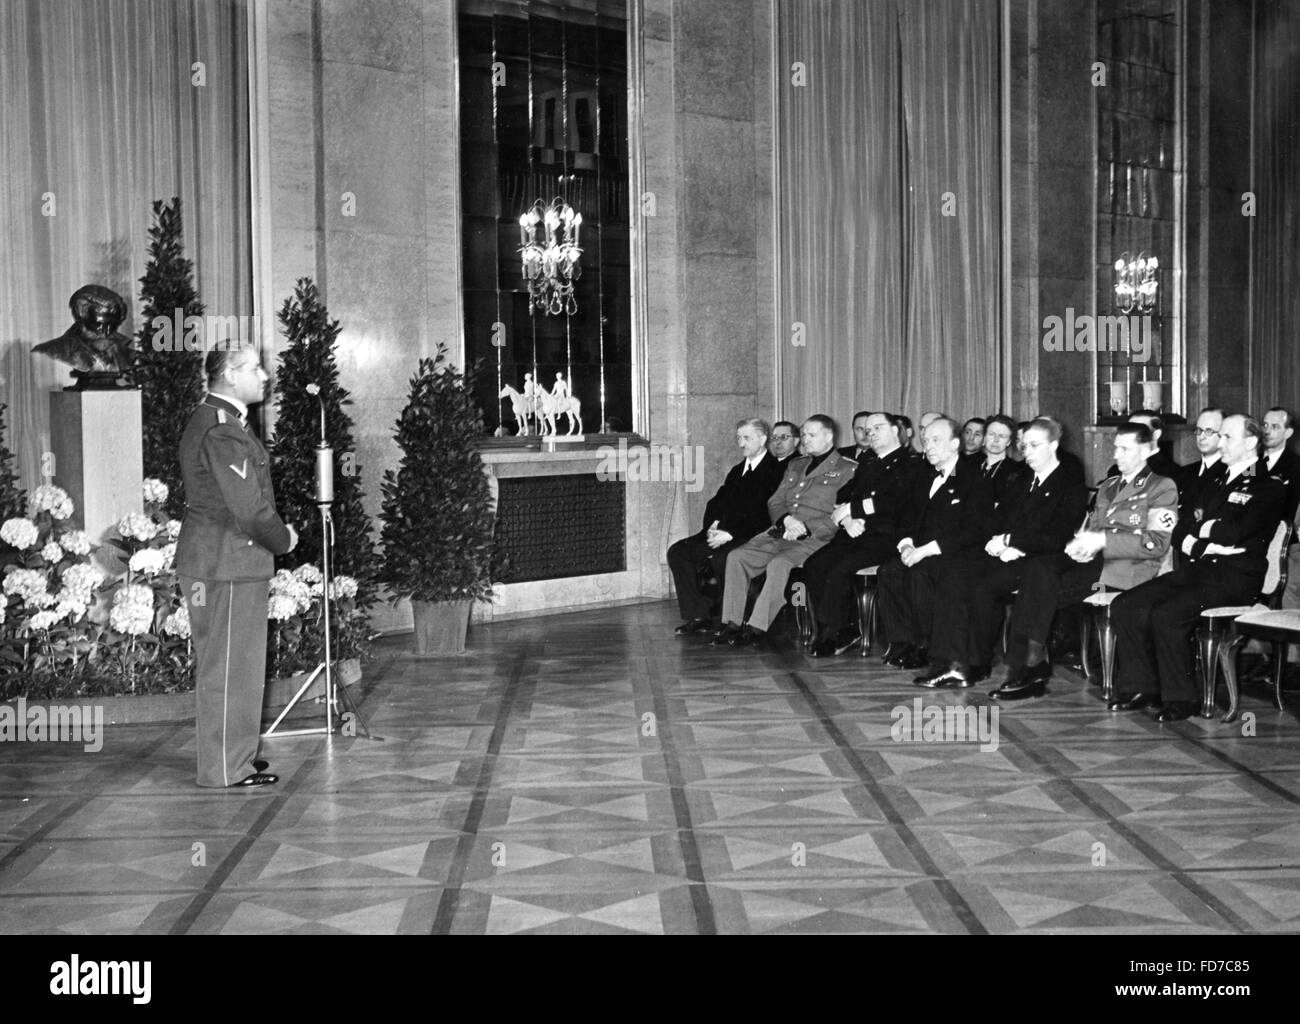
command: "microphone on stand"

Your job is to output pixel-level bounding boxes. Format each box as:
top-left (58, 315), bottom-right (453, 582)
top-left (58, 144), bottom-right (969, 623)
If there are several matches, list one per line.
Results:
top-left (306, 383), bottom-right (334, 505)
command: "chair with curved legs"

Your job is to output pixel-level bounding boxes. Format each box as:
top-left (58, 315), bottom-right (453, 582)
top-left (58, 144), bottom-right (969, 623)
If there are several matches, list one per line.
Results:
top-left (1197, 521), bottom-right (1291, 721)
top-left (1081, 588), bottom-right (1122, 702)
top-left (853, 566), bottom-right (881, 657)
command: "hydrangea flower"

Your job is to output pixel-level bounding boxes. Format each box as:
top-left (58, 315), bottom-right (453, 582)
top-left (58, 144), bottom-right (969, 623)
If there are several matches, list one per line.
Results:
top-left (29, 484), bottom-right (74, 520)
top-left (162, 603), bottom-right (191, 639)
top-left (26, 608), bottom-right (64, 633)
top-left (165, 519), bottom-right (183, 540)
top-left (59, 530), bottom-right (93, 556)
top-left (292, 563), bottom-right (323, 585)
top-left (142, 478), bottom-right (170, 506)
top-left (59, 563), bottom-right (105, 606)
top-left (328, 575), bottom-right (359, 600)
top-left (1, 517), bottom-right (40, 551)
top-left (118, 512), bottom-right (159, 542)
top-left (128, 548), bottom-right (167, 576)
top-left (40, 541), bottom-right (64, 564)
top-left (3, 567), bottom-right (50, 605)
top-left (109, 583), bottom-right (155, 635)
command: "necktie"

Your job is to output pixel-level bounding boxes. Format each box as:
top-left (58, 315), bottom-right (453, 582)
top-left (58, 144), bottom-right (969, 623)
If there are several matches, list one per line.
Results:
top-left (1029, 477), bottom-right (1040, 494)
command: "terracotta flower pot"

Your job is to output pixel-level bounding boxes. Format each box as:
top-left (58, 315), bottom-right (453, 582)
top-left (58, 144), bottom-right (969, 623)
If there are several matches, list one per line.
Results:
top-left (411, 600), bottom-right (472, 655)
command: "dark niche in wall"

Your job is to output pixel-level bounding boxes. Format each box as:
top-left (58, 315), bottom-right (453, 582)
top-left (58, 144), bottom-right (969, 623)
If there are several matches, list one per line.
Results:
top-left (458, 0), bottom-right (632, 439)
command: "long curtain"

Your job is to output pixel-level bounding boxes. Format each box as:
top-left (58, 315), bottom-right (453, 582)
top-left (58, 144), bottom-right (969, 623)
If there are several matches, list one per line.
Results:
top-left (776, 0), bottom-right (1001, 427)
top-left (1250, 0), bottom-right (1300, 413)
top-left (0, 0), bottom-right (250, 493)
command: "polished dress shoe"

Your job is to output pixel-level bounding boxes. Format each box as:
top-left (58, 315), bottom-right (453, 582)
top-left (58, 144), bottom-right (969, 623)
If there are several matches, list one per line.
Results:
top-left (1107, 692), bottom-right (1155, 712)
top-left (231, 772), bottom-right (278, 787)
top-left (728, 625), bottom-right (766, 649)
top-left (675, 618), bottom-right (713, 636)
top-left (1156, 701), bottom-right (1197, 723)
top-left (710, 624), bottom-right (741, 646)
top-left (991, 662), bottom-right (1049, 701)
top-left (914, 664), bottom-right (971, 689)
top-left (897, 646), bottom-right (930, 671)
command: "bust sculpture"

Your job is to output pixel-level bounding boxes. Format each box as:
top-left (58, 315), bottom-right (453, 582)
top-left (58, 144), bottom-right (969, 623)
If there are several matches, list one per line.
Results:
top-left (34, 284), bottom-right (133, 381)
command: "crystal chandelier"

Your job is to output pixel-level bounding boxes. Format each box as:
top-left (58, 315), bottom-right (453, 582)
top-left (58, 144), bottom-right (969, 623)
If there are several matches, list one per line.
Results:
top-left (1113, 251), bottom-right (1158, 314)
top-left (518, 198), bottom-right (583, 316)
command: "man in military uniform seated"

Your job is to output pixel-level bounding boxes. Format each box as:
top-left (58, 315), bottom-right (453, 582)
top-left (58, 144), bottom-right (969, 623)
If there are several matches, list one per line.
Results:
top-left (714, 416), bottom-right (854, 649)
top-left (177, 346), bottom-right (298, 788)
top-left (1110, 414), bottom-right (1285, 722)
top-left (1106, 410), bottom-right (1180, 481)
top-left (1175, 408), bottom-right (1226, 522)
top-left (915, 417), bottom-right (1090, 688)
top-left (667, 418), bottom-right (784, 635)
top-left (876, 416), bottom-right (995, 672)
top-left (987, 422), bottom-right (1177, 700)
top-left (799, 412), bottom-right (916, 656)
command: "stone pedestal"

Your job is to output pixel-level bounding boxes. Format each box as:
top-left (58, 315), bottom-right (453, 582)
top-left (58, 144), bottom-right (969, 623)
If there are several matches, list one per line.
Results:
top-left (49, 390), bottom-right (143, 551)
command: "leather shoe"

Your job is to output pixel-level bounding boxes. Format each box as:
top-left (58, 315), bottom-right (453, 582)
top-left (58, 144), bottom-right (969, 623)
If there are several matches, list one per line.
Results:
top-left (1156, 701), bottom-right (1197, 723)
top-left (675, 618), bottom-right (712, 636)
top-left (1107, 692), bottom-right (1155, 712)
top-left (897, 646), bottom-right (931, 671)
top-left (728, 625), bottom-right (765, 649)
top-left (231, 772), bottom-right (278, 787)
top-left (808, 638), bottom-right (836, 658)
top-left (710, 624), bottom-right (740, 646)
top-left (883, 644), bottom-right (915, 670)
top-left (991, 662), bottom-right (1049, 701)
top-left (914, 665), bottom-right (972, 689)
top-left (253, 759), bottom-right (269, 773)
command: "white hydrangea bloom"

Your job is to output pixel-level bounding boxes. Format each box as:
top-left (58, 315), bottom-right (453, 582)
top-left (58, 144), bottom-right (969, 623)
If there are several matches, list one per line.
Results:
top-left (292, 563), bottom-right (323, 585)
top-left (0, 517), bottom-right (40, 551)
top-left (59, 530), bottom-right (93, 556)
top-left (109, 583), bottom-right (155, 636)
top-left (160, 542), bottom-right (177, 569)
top-left (118, 511), bottom-right (159, 542)
top-left (270, 569), bottom-right (313, 614)
top-left (161, 602), bottom-right (191, 639)
top-left (40, 541), bottom-right (64, 563)
top-left (141, 478), bottom-right (170, 506)
top-left (29, 484), bottom-right (74, 520)
top-left (55, 598), bottom-right (87, 623)
top-left (3, 567), bottom-right (50, 605)
top-left (26, 608), bottom-right (64, 632)
top-left (128, 548), bottom-right (167, 576)
top-left (59, 563), bottom-right (105, 606)
top-left (329, 576), bottom-right (359, 600)
top-left (165, 519), bottom-right (183, 540)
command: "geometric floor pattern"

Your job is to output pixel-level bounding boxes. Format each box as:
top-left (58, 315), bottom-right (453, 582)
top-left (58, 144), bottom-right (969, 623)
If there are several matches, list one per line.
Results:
top-left (2, 599), bottom-right (1299, 934)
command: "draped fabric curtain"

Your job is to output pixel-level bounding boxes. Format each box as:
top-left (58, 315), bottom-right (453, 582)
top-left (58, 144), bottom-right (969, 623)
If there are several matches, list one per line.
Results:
top-left (1249, 0), bottom-right (1299, 414)
top-left (0, 0), bottom-right (250, 494)
top-left (776, 0), bottom-right (1001, 428)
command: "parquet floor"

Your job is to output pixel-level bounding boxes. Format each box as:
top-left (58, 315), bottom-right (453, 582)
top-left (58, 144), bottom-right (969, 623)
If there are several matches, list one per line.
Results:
top-left (2, 600), bottom-right (1299, 934)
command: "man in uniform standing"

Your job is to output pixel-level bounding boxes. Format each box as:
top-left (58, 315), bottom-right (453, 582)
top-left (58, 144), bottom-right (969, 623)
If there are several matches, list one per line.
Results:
top-left (177, 346), bottom-right (298, 788)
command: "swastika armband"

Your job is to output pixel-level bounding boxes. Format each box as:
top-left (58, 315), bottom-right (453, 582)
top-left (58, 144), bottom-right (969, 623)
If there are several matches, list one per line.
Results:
top-left (1146, 507), bottom-right (1177, 531)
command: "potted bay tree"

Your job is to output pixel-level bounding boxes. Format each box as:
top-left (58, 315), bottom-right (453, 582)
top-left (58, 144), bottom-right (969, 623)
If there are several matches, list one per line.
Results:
top-left (379, 345), bottom-right (500, 654)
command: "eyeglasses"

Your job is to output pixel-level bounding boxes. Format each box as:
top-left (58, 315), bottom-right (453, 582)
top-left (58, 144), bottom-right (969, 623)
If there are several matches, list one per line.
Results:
top-left (771, 433), bottom-right (795, 441)
top-left (1194, 427), bottom-right (1219, 436)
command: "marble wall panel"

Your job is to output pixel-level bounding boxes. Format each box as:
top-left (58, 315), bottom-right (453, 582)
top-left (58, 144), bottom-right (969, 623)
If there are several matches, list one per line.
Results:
top-left (673, 0), bottom-right (754, 122)
top-left (321, 0), bottom-right (425, 72)
top-left (678, 114), bottom-right (757, 258)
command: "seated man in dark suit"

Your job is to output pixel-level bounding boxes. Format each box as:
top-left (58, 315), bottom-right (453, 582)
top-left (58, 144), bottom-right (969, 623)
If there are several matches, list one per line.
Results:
top-left (988, 422), bottom-right (1177, 700)
top-left (837, 410), bottom-right (874, 462)
top-left (667, 418), bottom-right (785, 635)
top-left (877, 416), bottom-right (995, 672)
top-left (799, 412), bottom-right (917, 656)
top-left (916, 417), bottom-right (1091, 688)
top-left (1175, 407), bottom-right (1226, 522)
top-left (1110, 414), bottom-right (1285, 721)
top-left (716, 416), bottom-right (855, 648)
top-left (768, 420), bottom-right (800, 467)
top-left (976, 414), bottom-right (1028, 509)
top-left (1261, 406), bottom-right (1299, 523)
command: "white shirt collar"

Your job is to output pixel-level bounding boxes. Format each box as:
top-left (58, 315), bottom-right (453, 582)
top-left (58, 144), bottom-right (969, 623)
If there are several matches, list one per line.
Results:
top-left (1201, 452), bottom-right (1222, 470)
top-left (1267, 449), bottom-right (1283, 470)
top-left (1226, 458), bottom-right (1255, 483)
top-left (745, 452), bottom-right (766, 471)
top-left (210, 391), bottom-right (249, 420)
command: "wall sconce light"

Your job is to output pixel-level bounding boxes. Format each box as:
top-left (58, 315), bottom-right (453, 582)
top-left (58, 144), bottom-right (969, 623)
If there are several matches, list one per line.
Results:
top-left (1113, 250), bottom-right (1158, 314)
top-left (518, 198), bottom-right (583, 316)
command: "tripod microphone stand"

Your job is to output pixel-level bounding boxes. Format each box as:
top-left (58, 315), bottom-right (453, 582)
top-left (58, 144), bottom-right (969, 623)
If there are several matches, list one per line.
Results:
top-left (263, 385), bottom-right (371, 739)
